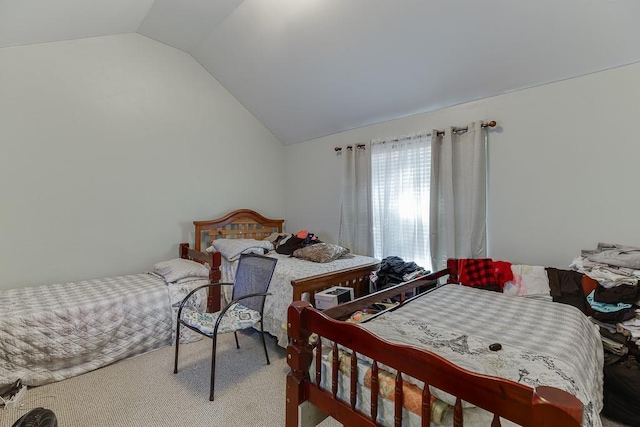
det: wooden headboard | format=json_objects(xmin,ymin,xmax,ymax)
[{"xmin": 193, "ymin": 209, "xmax": 285, "ymax": 252}]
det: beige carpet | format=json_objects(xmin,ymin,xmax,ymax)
[
  {"xmin": 0, "ymin": 331, "xmax": 339, "ymax": 427},
  {"xmin": 0, "ymin": 331, "xmax": 627, "ymax": 427}
]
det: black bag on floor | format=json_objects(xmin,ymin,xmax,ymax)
[
  {"xmin": 602, "ymin": 360, "xmax": 640, "ymax": 427},
  {"xmin": 12, "ymin": 407, "xmax": 57, "ymax": 427}
]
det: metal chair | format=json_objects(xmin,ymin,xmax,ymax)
[{"xmin": 173, "ymin": 253, "xmax": 277, "ymax": 401}]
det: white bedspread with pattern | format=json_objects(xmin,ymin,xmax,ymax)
[
  {"xmin": 220, "ymin": 252, "xmax": 379, "ymax": 347},
  {"xmin": 0, "ymin": 273, "xmax": 203, "ymax": 387},
  {"xmin": 358, "ymin": 284, "xmax": 604, "ymax": 427}
]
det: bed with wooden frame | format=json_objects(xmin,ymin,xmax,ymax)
[
  {"xmin": 189, "ymin": 209, "xmax": 380, "ymax": 315},
  {"xmin": 286, "ymin": 267, "xmax": 604, "ymax": 427}
]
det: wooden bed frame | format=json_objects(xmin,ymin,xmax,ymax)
[
  {"xmin": 179, "ymin": 242, "xmax": 221, "ymax": 283},
  {"xmin": 286, "ymin": 270, "xmax": 584, "ymax": 427},
  {"xmin": 190, "ymin": 209, "xmax": 380, "ymax": 313}
]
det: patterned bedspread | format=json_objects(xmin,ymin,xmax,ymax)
[
  {"xmin": 361, "ymin": 285, "xmax": 604, "ymax": 427},
  {"xmin": 0, "ymin": 274, "xmax": 173, "ymax": 386},
  {"xmin": 220, "ymin": 252, "xmax": 379, "ymax": 347},
  {"xmin": 359, "ymin": 284, "xmax": 604, "ymax": 427}
]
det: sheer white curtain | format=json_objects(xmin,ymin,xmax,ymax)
[
  {"xmin": 371, "ymin": 133, "xmax": 432, "ymax": 271},
  {"xmin": 429, "ymin": 121, "xmax": 487, "ymax": 271},
  {"xmin": 338, "ymin": 143, "xmax": 373, "ymax": 256}
]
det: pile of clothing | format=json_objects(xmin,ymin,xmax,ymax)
[
  {"xmin": 451, "ymin": 250, "xmax": 640, "ymax": 424},
  {"xmin": 270, "ymin": 229, "xmax": 322, "ymax": 255},
  {"xmin": 369, "ymin": 256, "xmax": 428, "ymax": 291},
  {"xmin": 570, "ymin": 243, "xmax": 640, "ymax": 354},
  {"xmin": 569, "ymin": 242, "xmax": 640, "ymax": 426}
]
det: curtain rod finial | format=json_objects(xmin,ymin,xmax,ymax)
[{"xmin": 486, "ymin": 120, "xmax": 497, "ymax": 128}]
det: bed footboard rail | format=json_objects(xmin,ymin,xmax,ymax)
[
  {"xmin": 286, "ymin": 300, "xmax": 583, "ymax": 427},
  {"xmin": 290, "ymin": 262, "xmax": 379, "ymax": 304}
]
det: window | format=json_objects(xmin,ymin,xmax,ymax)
[{"xmin": 371, "ymin": 133, "xmax": 431, "ymax": 271}]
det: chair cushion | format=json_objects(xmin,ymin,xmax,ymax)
[{"xmin": 182, "ymin": 303, "xmax": 261, "ymax": 335}]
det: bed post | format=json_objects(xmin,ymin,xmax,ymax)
[
  {"xmin": 446, "ymin": 259, "xmax": 459, "ymax": 284},
  {"xmin": 531, "ymin": 386, "xmax": 583, "ymax": 426},
  {"xmin": 207, "ymin": 251, "xmax": 222, "ymax": 312},
  {"xmin": 286, "ymin": 301, "xmax": 317, "ymax": 427},
  {"xmin": 179, "ymin": 243, "xmax": 188, "ymax": 259},
  {"xmin": 179, "ymin": 243, "xmax": 222, "ymax": 312}
]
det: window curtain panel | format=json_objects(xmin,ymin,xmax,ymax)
[
  {"xmin": 429, "ymin": 121, "xmax": 487, "ymax": 271},
  {"xmin": 338, "ymin": 143, "xmax": 373, "ymax": 256},
  {"xmin": 371, "ymin": 134, "xmax": 431, "ymax": 271}
]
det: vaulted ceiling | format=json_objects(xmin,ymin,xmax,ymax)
[{"xmin": 2, "ymin": 0, "xmax": 640, "ymax": 145}]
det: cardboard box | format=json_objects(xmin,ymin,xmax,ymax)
[{"xmin": 314, "ymin": 286, "xmax": 354, "ymax": 310}]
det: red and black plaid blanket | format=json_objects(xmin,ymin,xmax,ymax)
[{"xmin": 456, "ymin": 258, "xmax": 513, "ymax": 289}]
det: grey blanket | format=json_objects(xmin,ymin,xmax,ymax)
[{"xmin": 0, "ymin": 274, "xmax": 173, "ymax": 386}]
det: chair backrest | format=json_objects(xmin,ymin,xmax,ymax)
[{"xmin": 231, "ymin": 254, "xmax": 278, "ymax": 313}]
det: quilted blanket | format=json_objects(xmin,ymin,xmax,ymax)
[
  {"xmin": 359, "ymin": 284, "xmax": 604, "ymax": 427},
  {"xmin": 0, "ymin": 274, "xmax": 173, "ymax": 386}
]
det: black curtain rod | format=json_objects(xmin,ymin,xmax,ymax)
[{"xmin": 334, "ymin": 120, "xmax": 497, "ymax": 151}]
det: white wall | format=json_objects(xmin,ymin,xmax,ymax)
[
  {"xmin": 0, "ymin": 33, "xmax": 284, "ymax": 290},
  {"xmin": 284, "ymin": 62, "xmax": 640, "ymax": 268}
]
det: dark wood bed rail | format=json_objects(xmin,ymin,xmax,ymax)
[
  {"xmin": 286, "ymin": 272, "xmax": 583, "ymax": 427},
  {"xmin": 179, "ymin": 243, "xmax": 222, "ymax": 312},
  {"xmin": 320, "ymin": 271, "xmax": 448, "ymax": 321},
  {"xmin": 291, "ymin": 262, "xmax": 379, "ymax": 304},
  {"xmin": 447, "ymin": 258, "xmax": 459, "ymax": 283}
]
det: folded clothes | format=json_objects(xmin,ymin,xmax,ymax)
[
  {"xmin": 592, "ymin": 308, "xmax": 636, "ymax": 323},
  {"xmin": 600, "ymin": 327, "xmax": 630, "ymax": 344},
  {"xmin": 587, "ymin": 290, "xmax": 632, "ymax": 313},
  {"xmin": 616, "ymin": 318, "xmax": 640, "ymax": 341},
  {"xmin": 583, "ymin": 242, "xmax": 640, "ymax": 269},
  {"xmin": 594, "ymin": 284, "xmax": 640, "ymax": 305},
  {"xmin": 569, "ymin": 256, "xmax": 640, "ymax": 288},
  {"xmin": 591, "ymin": 318, "xmax": 618, "ymax": 334}
]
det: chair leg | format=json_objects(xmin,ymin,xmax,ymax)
[
  {"xmin": 260, "ymin": 319, "xmax": 270, "ymax": 365},
  {"xmin": 210, "ymin": 334, "xmax": 218, "ymax": 401},
  {"xmin": 234, "ymin": 331, "xmax": 240, "ymax": 349},
  {"xmin": 173, "ymin": 320, "xmax": 181, "ymax": 374}
]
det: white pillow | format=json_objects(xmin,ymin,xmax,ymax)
[
  {"xmin": 205, "ymin": 239, "xmax": 274, "ymax": 261},
  {"xmin": 153, "ymin": 258, "xmax": 209, "ymax": 283}
]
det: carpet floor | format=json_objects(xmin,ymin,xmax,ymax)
[{"xmin": 0, "ymin": 331, "xmax": 628, "ymax": 426}]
